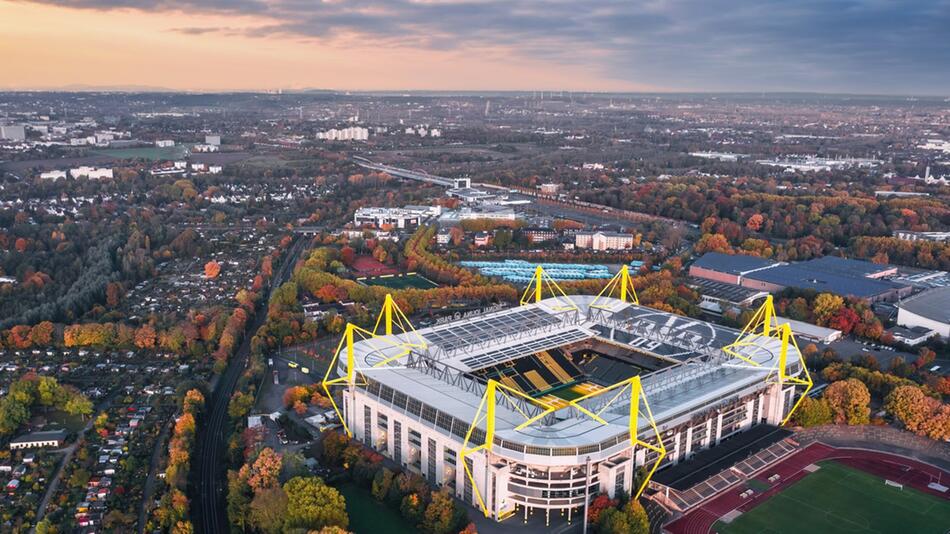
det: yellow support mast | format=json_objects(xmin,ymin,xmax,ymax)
[
  {"xmin": 519, "ymin": 265, "xmax": 578, "ymax": 311},
  {"xmin": 460, "ymin": 375, "xmax": 666, "ymax": 517},
  {"xmin": 590, "ymin": 265, "xmax": 640, "ymax": 309},
  {"xmin": 721, "ymin": 296, "xmax": 814, "ymax": 425}
]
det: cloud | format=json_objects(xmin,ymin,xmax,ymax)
[{"xmin": 20, "ymin": 0, "xmax": 950, "ymax": 93}]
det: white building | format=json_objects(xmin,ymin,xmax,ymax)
[
  {"xmin": 40, "ymin": 170, "xmax": 68, "ymax": 180},
  {"xmin": 192, "ymin": 143, "xmax": 219, "ymax": 153},
  {"xmin": 155, "ymin": 139, "xmax": 175, "ymax": 148},
  {"xmin": 205, "ymin": 134, "xmax": 221, "ymax": 146},
  {"xmin": 317, "ymin": 127, "xmax": 369, "ymax": 141},
  {"xmin": 69, "ymin": 166, "xmax": 113, "ymax": 179},
  {"xmin": 575, "ymin": 231, "xmax": 634, "ymax": 251},
  {"xmin": 894, "ymin": 230, "xmax": 950, "ymax": 243},
  {"xmin": 354, "ymin": 206, "xmax": 441, "ymax": 229},
  {"xmin": 9, "ymin": 430, "xmax": 67, "ymax": 450},
  {"xmin": 0, "ymin": 125, "xmax": 26, "ymax": 141},
  {"xmin": 335, "ymin": 295, "xmax": 808, "ymax": 522},
  {"xmin": 897, "ymin": 287, "xmax": 950, "ymax": 338}
]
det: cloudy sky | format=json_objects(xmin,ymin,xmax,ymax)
[{"xmin": 1, "ymin": 0, "xmax": 948, "ymax": 94}]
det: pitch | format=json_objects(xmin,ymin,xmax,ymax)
[{"xmin": 717, "ymin": 461, "xmax": 950, "ymax": 534}]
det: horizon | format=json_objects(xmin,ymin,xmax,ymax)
[{"xmin": 2, "ymin": 0, "xmax": 949, "ymax": 95}]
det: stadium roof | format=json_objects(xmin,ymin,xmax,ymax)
[
  {"xmin": 745, "ymin": 264, "xmax": 906, "ymax": 298},
  {"xmin": 687, "ymin": 277, "xmax": 769, "ymax": 304},
  {"xmin": 899, "ymin": 287, "xmax": 950, "ymax": 324},
  {"xmin": 339, "ymin": 295, "xmax": 799, "ymax": 454},
  {"xmin": 691, "ymin": 252, "xmax": 779, "ymax": 276}
]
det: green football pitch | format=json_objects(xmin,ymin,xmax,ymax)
[{"xmin": 716, "ymin": 461, "xmax": 950, "ymax": 534}]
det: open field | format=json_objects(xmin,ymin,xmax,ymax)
[
  {"xmin": 359, "ymin": 272, "xmax": 438, "ymax": 289},
  {"xmin": 92, "ymin": 145, "xmax": 191, "ymax": 160},
  {"xmin": 337, "ymin": 483, "xmax": 416, "ymax": 534},
  {"xmin": 716, "ymin": 461, "xmax": 950, "ymax": 534}
]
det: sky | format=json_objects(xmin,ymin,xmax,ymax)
[{"xmin": 1, "ymin": 0, "xmax": 948, "ymax": 94}]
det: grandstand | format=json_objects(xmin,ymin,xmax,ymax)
[{"xmin": 323, "ymin": 273, "xmax": 812, "ymax": 526}]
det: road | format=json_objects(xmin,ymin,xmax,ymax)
[
  {"xmin": 33, "ymin": 393, "xmax": 116, "ymax": 529},
  {"xmin": 194, "ymin": 236, "xmax": 305, "ymax": 534},
  {"xmin": 138, "ymin": 417, "xmax": 175, "ymax": 533}
]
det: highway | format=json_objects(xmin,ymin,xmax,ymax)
[{"xmin": 194, "ymin": 236, "xmax": 305, "ymax": 534}]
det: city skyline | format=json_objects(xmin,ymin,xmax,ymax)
[{"xmin": 2, "ymin": 0, "xmax": 949, "ymax": 95}]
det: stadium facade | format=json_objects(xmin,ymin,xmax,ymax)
[{"xmin": 323, "ymin": 268, "xmax": 811, "ymax": 524}]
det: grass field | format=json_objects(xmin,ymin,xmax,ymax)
[
  {"xmin": 360, "ymin": 273, "xmax": 438, "ymax": 290},
  {"xmin": 337, "ymin": 482, "xmax": 416, "ymax": 534},
  {"xmin": 717, "ymin": 461, "xmax": 950, "ymax": 534},
  {"xmin": 92, "ymin": 145, "xmax": 190, "ymax": 160}
]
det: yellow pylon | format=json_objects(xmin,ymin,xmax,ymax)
[
  {"xmin": 519, "ymin": 265, "xmax": 577, "ymax": 311},
  {"xmin": 321, "ymin": 320, "xmax": 418, "ymax": 437},
  {"xmin": 460, "ymin": 375, "xmax": 665, "ymax": 517},
  {"xmin": 591, "ymin": 265, "xmax": 639, "ymax": 309},
  {"xmin": 721, "ymin": 296, "xmax": 814, "ymax": 425}
]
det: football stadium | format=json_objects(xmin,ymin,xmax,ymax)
[{"xmin": 323, "ymin": 267, "xmax": 812, "ymax": 524}]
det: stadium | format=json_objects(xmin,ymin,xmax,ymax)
[{"xmin": 322, "ymin": 267, "xmax": 812, "ymax": 525}]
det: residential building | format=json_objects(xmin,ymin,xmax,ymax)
[
  {"xmin": 0, "ymin": 124, "xmax": 26, "ymax": 141},
  {"xmin": 894, "ymin": 231, "xmax": 950, "ymax": 243},
  {"xmin": 575, "ymin": 231, "xmax": 634, "ymax": 251},
  {"xmin": 9, "ymin": 430, "xmax": 68, "ymax": 450}
]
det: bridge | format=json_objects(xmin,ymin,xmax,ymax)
[{"xmin": 353, "ymin": 156, "xmax": 456, "ymax": 187}]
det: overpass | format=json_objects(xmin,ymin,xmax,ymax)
[{"xmin": 353, "ymin": 156, "xmax": 456, "ymax": 187}]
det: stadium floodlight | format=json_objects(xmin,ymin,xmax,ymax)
[
  {"xmin": 590, "ymin": 265, "xmax": 640, "ymax": 309},
  {"xmin": 460, "ymin": 375, "xmax": 665, "ymax": 518},
  {"xmin": 519, "ymin": 265, "xmax": 578, "ymax": 311}
]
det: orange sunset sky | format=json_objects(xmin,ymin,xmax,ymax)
[{"xmin": 0, "ymin": 0, "xmax": 652, "ymax": 92}]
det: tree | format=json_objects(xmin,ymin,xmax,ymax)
[
  {"xmin": 885, "ymin": 385, "xmax": 950, "ymax": 440},
  {"xmin": 598, "ymin": 508, "xmax": 632, "ymax": 534},
  {"xmin": 746, "ymin": 213, "xmax": 764, "ymax": 232},
  {"xmin": 824, "ymin": 379, "xmax": 871, "ymax": 425},
  {"xmin": 243, "ymin": 447, "xmax": 283, "ymax": 493},
  {"xmin": 587, "ymin": 493, "xmax": 618, "ymax": 524},
  {"xmin": 791, "ymin": 397, "xmax": 832, "ymax": 427},
  {"xmin": 250, "ymin": 487, "xmax": 288, "ymax": 534},
  {"xmin": 0, "ymin": 397, "xmax": 29, "ymax": 434},
  {"xmin": 694, "ymin": 233, "xmax": 732, "ymax": 255},
  {"xmin": 622, "ymin": 500, "xmax": 650, "ymax": 534},
  {"xmin": 204, "ymin": 260, "xmax": 222, "ymax": 279},
  {"xmin": 813, "ymin": 293, "xmax": 845, "ymax": 324},
  {"xmin": 422, "ymin": 488, "xmax": 465, "ymax": 534},
  {"xmin": 283, "ymin": 476, "xmax": 349, "ymax": 531},
  {"xmin": 400, "ymin": 492, "xmax": 426, "ymax": 524},
  {"xmin": 372, "ymin": 468, "xmax": 395, "ymax": 501},
  {"xmin": 228, "ymin": 391, "xmax": 255, "ymax": 420},
  {"xmin": 65, "ymin": 393, "xmax": 94, "ymax": 419}
]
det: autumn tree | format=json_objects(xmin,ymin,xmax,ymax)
[
  {"xmin": 791, "ymin": 396, "xmax": 832, "ymax": 427},
  {"xmin": 283, "ymin": 476, "xmax": 349, "ymax": 531},
  {"xmin": 824, "ymin": 379, "xmax": 871, "ymax": 425},
  {"xmin": 205, "ymin": 260, "xmax": 222, "ymax": 279},
  {"xmin": 422, "ymin": 488, "xmax": 466, "ymax": 534}
]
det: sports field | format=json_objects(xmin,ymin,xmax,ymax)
[
  {"xmin": 360, "ymin": 273, "xmax": 438, "ymax": 289},
  {"xmin": 717, "ymin": 461, "xmax": 950, "ymax": 534}
]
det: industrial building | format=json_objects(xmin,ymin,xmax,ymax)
[
  {"xmin": 691, "ymin": 253, "xmax": 910, "ymax": 303},
  {"xmin": 897, "ymin": 287, "xmax": 950, "ymax": 338},
  {"xmin": 323, "ymin": 271, "xmax": 811, "ymax": 524},
  {"xmin": 353, "ymin": 206, "xmax": 441, "ymax": 229}
]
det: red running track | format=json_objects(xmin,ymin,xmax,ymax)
[{"xmin": 665, "ymin": 442, "xmax": 950, "ymax": 534}]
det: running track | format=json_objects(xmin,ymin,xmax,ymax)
[{"xmin": 665, "ymin": 443, "xmax": 950, "ymax": 534}]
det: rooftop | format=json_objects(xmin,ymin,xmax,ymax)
[
  {"xmin": 691, "ymin": 252, "xmax": 779, "ymax": 276},
  {"xmin": 338, "ymin": 295, "xmax": 799, "ymax": 454},
  {"xmin": 687, "ymin": 277, "xmax": 769, "ymax": 304},
  {"xmin": 746, "ymin": 264, "xmax": 905, "ymax": 298},
  {"xmin": 899, "ymin": 287, "xmax": 950, "ymax": 324}
]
